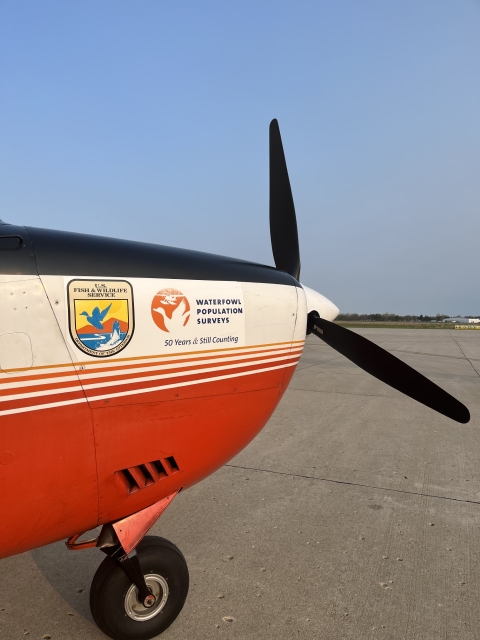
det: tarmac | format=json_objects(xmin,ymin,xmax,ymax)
[{"xmin": 1, "ymin": 328, "xmax": 479, "ymax": 640}]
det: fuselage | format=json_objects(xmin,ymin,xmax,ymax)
[{"xmin": 0, "ymin": 224, "xmax": 307, "ymax": 558}]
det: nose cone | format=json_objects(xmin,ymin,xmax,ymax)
[{"xmin": 302, "ymin": 285, "xmax": 339, "ymax": 322}]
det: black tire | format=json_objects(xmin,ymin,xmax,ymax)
[{"xmin": 90, "ymin": 536, "xmax": 189, "ymax": 640}]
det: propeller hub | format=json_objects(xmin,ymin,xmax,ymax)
[{"xmin": 302, "ymin": 285, "xmax": 339, "ymax": 323}]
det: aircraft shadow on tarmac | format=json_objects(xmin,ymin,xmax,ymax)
[{"xmin": 31, "ymin": 529, "xmax": 101, "ymax": 622}]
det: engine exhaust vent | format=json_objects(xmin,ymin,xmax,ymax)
[{"xmin": 115, "ymin": 456, "xmax": 180, "ymax": 495}]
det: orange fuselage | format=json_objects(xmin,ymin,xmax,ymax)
[{"xmin": 0, "ymin": 261, "xmax": 306, "ymax": 558}]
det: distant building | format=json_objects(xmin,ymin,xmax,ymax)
[{"xmin": 444, "ymin": 317, "xmax": 480, "ymax": 324}]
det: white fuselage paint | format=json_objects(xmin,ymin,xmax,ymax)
[{"xmin": 0, "ymin": 277, "xmax": 309, "ymax": 414}]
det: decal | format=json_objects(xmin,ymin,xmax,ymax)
[
  {"xmin": 148, "ymin": 281, "xmax": 245, "ymax": 352},
  {"xmin": 67, "ymin": 279, "xmax": 134, "ymax": 357},
  {"xmin": 151, "ymin": 288, "xmax": 191, "ymax": 333}
]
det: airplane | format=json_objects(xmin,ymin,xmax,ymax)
[{"xmin": 0, "ymin": 120, "xmax": 469, "ymax": 640}]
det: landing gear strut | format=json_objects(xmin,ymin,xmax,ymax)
[
  {"xmin": 66, "ymin": 494, "xmax": 187, "ymax": 639},
  {"xmin": 90, "ymin": 535, "xmax": 189, "ymax": 640}
]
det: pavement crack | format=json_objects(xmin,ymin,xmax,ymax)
[
  {"xmin": 388, "ymin": 348, "xmax": 466, "ymax": 361},
  {"xmin": 288, "ymin": 387, "xmax": 394, "ymax": 399},
  {"xmin": 295, "ymin": 355, "xmax": 346, "ymax": 372},
  {"xmin": 225, "ymin": 464, "xmax": 480, "ymax": 506},
  {"xmin": 449, "ymin": 332, "xmax": 480, "ymax": 378}
]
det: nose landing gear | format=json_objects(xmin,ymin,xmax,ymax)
[
  {"xmin": 66, "ymin": 494, "xmax": 187, "ymax": 639},
  {"xmin": 90, "ymin": 536, "xmax": 189, "ymax": 640}
]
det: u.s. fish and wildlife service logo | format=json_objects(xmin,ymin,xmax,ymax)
[
  {"xmin": 151, "ymin": 288, "xmax": 190, "ymax": 333},
  {"xmin": 67, "ymin": 280, "xmax": 134, "ymax": 357}
]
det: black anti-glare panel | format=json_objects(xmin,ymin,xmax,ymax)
[
  {"xmin": 0, "ymin": 226, "xmax": 37, "ymax": 275},
  {"xmin": 21, "ymin": 226, "xmax": 298, "ymax": 286}
]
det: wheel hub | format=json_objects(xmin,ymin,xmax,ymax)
[
  {"xmin": 143, "ymin": 594, "xmax": 156, "ymax": 608},
  {"xmin": 124, "ymin": 574, "xmax": 169, "ymax": 621}
]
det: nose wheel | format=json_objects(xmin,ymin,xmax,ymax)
[{"xmin": 90, "ymin": 536, "xmax": 189, "ymax": 640}]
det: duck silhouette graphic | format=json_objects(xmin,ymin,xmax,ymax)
[
  {"xmin": 80, "ymin": 303, "xmax": 112, "ymax": 330},
  {"xmin": 151, "ymin": 289, "xmax": 190, "ymax": 333}
]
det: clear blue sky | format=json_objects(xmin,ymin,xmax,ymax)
[{"xmin": 1, "ymin": 1, "xmax": 479, "ymax": 314}]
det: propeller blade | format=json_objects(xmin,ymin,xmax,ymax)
[
  {"xmin": 269, "ymin": 119, "xmax": 301, "ymax": 280},
  {"xmin": 309, "ymin": 315, "xmax": 470, "ymax": 424}
]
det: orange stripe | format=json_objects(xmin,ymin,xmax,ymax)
[
  {"xmin": 0, "ymin": 351, "xmax": 302, "ymax": 398},
  {"xmin": 0, "ymin": 340, "xmax": 305, "ymax": 374},
  {"xmin": 0, "ymin": 342, "xmax": 305, "ymax": 383},
  {"xmin": 83, "ymin": 358, "xmax": 298, "ymax": 400},
  {"xmin": 0, "ymin": 344, "xmax": 303, "ymax": 384},
  {"xmin": 0, "ymin": 358, "xmax": 300, "ymax": 412},
  {"xmin": 0, "ymin": 389, "xmax": 86, "ymax": 412}
]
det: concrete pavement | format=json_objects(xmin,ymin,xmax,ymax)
[{"xmin": 1, "ymin": 329, "xmax": 479, "ymax": 639}]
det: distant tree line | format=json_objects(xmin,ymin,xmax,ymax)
[{"xmin": 336, "ymin": 313, "xmax": 450, "ymax": 322}]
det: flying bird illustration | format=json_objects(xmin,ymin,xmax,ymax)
[
  {"xmin": 153, "ymin": 299, "xmax": 189, "ymax": 332},
  {"xmin": 80, "ymin": 303, "xmax": 112, "ymax": 330}
]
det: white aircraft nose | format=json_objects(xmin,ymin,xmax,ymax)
[{"xmin": 302, "ymin": 285, "xmax": 339, "ymax": 322}]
